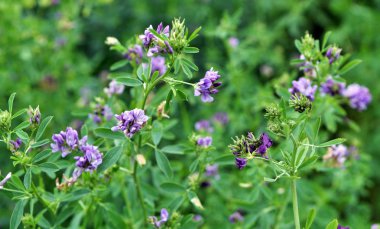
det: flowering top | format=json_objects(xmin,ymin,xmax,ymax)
[
  {"xmin": 0, "ymin": 172, "xmax": 11, "ymax": 190},
  {"xmin": 195, "ymin": 120, "xmax": 213, "ymax": 133},
  {"xmin": 111, "ymin": 109, "xmax": 149, "ymax": 138},
  {"xmin": 28, "ymin": 106, "xmax": 41, "ymax": 125},
  {"xmin": 343, "ymin": 84, "xmax": 372, "ymax": 111},
  {"xmin": 323, "ymin": 144, "xmax": 350, "ymax": 168},
  {"xmin": 321, "ymin": 77, "xmax": 345, "ymax": 96},
  {"xmin": 124, "ymin": 44, "xmax": 143, "ymax": 64},
  {"xmin": 10, "ymin": 138, "xmax": 22, "ymax": 152},
  {"xmin": 73, "ymin": 137, "xmax": 103, "ymax": 179},
  {"xmin": 197, "ymin": 136, "xmax": 212, "ymax": 147},
  {"xmin": 139, "ymin": 22, "xmax": 173, "ymax": 57},
  {"xmin": 151, "ymin": 56, "xmax": 167, "ymax": 76},
  {"xmin": 289, "ymin": 77, "xmax": 317, "ymax": 101},
  {"xmin": 51, "ymin": 127, "xmax": 79, "ymax": 157},
  {"xmin": 326, "ymin": 46, "xmax": 342, "ymax": 64},
  {"xmin": 149, "ymin": 208, "xmax": 169, "ymax": 228},
  {"xmin": 104, "ymin": 80, "xmax": 125, "ymax": 98},
  {"xmin": 194, "ymin": 68, "xmax": 222, "ymax": 103}
]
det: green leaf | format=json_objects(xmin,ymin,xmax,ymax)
[
  {"xmin": 155, "ymin": 150, "xmax": 173, "ymax": 178},
  {"xmin": 39, "ymin": 162, "xmax": 59, "ymax": 174},
  {"xmin": 189, "ymin": 159, "xmax": 199, "ymax": 173},
  {"xmin": 15, "ymin": 130, "xmax": 29, "ymax": 141},
  {"xmin": 295, "ymin": 138, "xmax": 310, "ymax": 168},
  {"xmin": 181, "ymin": 63, "xmax": 192, "ymax": 79},
  {"xmin": 110, "ymin": 59, "xmax": 128, "ymax": 71},
  {"xmin": 97, "ymin": 146, "xmax": 123, "ymax": 172},
  {"xmin": 318, "ymin": 138, "xmax": 346, "ymax": 148},
  {"xmin": 174, "ymin": 58, "xmax": 181, "ymax": 74},
  {"xmin": 31, "ymin": 139, "xmax": 50, "ymax": 148},
  {"xmin": 325, "ymin": 219, "xmax": 338, "ymax": 229},
  {"xmin": 81, "ymin": 124, "xmax": 88, "ymax": 137},
  {"xmin": 188, "ymin": 26, "xmax": 202, "ymax": 42},
  {"xmin": 151, "ymin": 121, "xmax": 163, "ymax": 145},
  {"xmin": 9, "ymin": 175, "xmax": 25, "ymax": 191},
  {"xmin": 10, "ymin": 199, "xmax": 27, "ymax": 229},
  {"xmin": 294, "ymin": 40, "xmax": 302, "ymax": 53},
  {"xmin": 298, "ymin": 155, "xmax": 319, "ymax": 170},
  {"xmin": 35, "ymin": 116, "xmax": 53, "ymax": 141},
  {"xmin": 32, "ymin": 149, "xmax": 52, "ymax": 163},
  {"xmin": 14, "ymin": 121, "xmax": 30, "ymax": 132},
  {"xmin": 181, "ymin": 58, "xmax": 198, "ymax": 71},
  {"xmin": 165, "ymin": 90, "xmax": 174, "ymax": 111},
  {"xmin": 12, "ymin": 109, "xmax": 27, "ymax": 120},
  {"xmin": 322, "ymin": 31, "xmax": 332, "ymax": 50},
  {"xmin": 305, "ymin": 208, "xmax": 316, "ymax": 229},
  {"xmin": 94, "ymin": 128, "xmax": 125, "ymax": 140},
  {"xmin": 175, "ymin": 89, "xmax": 188, "ymax": 101},
  {"xmin": 23, "ymin": 169, "xmax": 32, "ymax": 189},
  {"xmin": 115, "ymin": 76, "xmax": 143, "ymax": 87},
  {"xmin": 183, "ymin": 47, "xmax": 199, "ymax": 53},
  {"xmin": 8, "ymin": 93, "xmax": 16, "ymax": 114},
  {"xmin": 338, "ymin": 59, "xmax": 362, "ymax": 75},
  {"xmin": 109, "ymin": 72, "xmax": 134, "ymax": 79},
  {"xmin": 161, "ymin": 145, "xmax": 185, "ymax": 155},
  {"xmin": 160, "ymin": 182, "xmax": 185, "ymax": 193},
  {"xmin": 187, "ymin": 191, "xmax": 204, "ymax": 209}
]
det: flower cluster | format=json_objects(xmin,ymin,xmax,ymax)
[
  {"xmin": 124, "ymin": 44, "xmax": 143, "ymax": 64},
  {"xmin": 205, "ymin": 164, "xmax": 220, "ymax": 180},
  {"xmin": 151, "ymin": 56, "xmax": 167, "ymax": 76},
  {"xmin": 197, "ymin": 136, "xmax": 212, "ymax": 147},
  {"xmin": 51, "ymin": 128, "xmax": 103, "ymax": 180},
  {"xmin": 149, "ymin": 208, "xmax": 169, "ymax": 228},
  {"xmin": 213, "ymin": 112, "xmax": 229, "ymax": 126},
  {"xmin": 289, "ymin": 77, "xmax": 317, "ymax": 101},
  {"xmin": 321, "ymin": 77, "xmax": 345, "ymax": 96},
  {"xmin": 229, "ymin": 132, "xmax": 273, "ymax": 170},
  {"xmin": 337, "ymin": 224, "xmax": 350, "ymax": 229},
  {"xmin": 323, "ymin": 144, "xmax": 350, "ymax": 168},
  {"xmin": 89, "ymin": 104, "xmax": 113, "ymax": 124},
  {"xmin": 111, "ymin": 109, "xmax": 149, "ymax": 138},
  {"xmin": 195, "ymin": 120, "xmax": 213, "ymax": 133},
  {"xmin": 10, "ymin": 138, "xmax": 22, "ymax": 152},
  {"xmin": 343, "ymin": 84, "xmax": 372, "ymax": 111},
  {"xmin": 194, "ymin": 68, "xmax": 222, "ymax": 103},
  {"xmin": 139, "ymin": 22, "xmax": 173, "ymax": 57},
  {"xmin": 299, "ymin": 55, "xmax": 316, "ymax": 77},
  {"xmin": 229, "ymin": 210, "xmax": 244, "ymax": 223},
  {"xmin": 104, "ymin": 80, "xmax": 125, "ymax": 98},
  {"xmin": 326, "ymin": 46, "xmax": 342, "ymax": 64},
  {"xmin": 27, "ymin": 106, "xmax": 41, "ymax": 126}
]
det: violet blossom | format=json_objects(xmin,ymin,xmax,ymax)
[
  {"xmin": 51, "ymin": 127, "xmax": 79, "ymax": 157},
  {"xmin": 10, "ymin": 138, "xmax": 22, "ymax": 152},
  {"xmin": 343, "ymin": 84, "xmax": 372, "ymax": 111},
  {"xmin": 289, "ymin": 77, "xmax": 317, "ymax": 101},
  {"xmin": 195, "ymin": 120, "xmax": 213, "ymax": 133},
  {"xmin": 149, "ymin": 208, "xmax": 169, "ymax": 228},
  {"xmin": 104, "ymin": 80, "xmax": 125, "ymax": 97},
  {"xmin": 111, "ymin": 109, "xmax": 149, "ymax": 138},
  {"xmin": 321, "ymin": 77, "xmax": 345, "ymax": 96},
  {"xmin": 194, "ymin": 68, "xmax": 222, "ymax": 103},
  {"xmin": 197, "ymin": 136, "xmax": 212, "ymax": 147},
  {"xmin": 124, "ymin": 44, "xmax": 143, "ymax": 64},
  {"xmin": 229, "ymin": 211, "xmax": 244, "ymax": 223},
  {"xmin": 235, "ymin": 158, "xmax": 247, "ymax": 170},
  {"xmin": 213, "ymin": 112, "xmax": 228, "ymax": 125}
]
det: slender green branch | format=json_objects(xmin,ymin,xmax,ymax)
[{"xmin": 291, "ymin": 179, "xmax": 301, "ymax": 229}]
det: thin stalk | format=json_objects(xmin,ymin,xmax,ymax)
[
  {"xmin": 132, "ymin": 160, "xmax": 147, "ymax": 222},
  {"xmin": 291, "ymin": 179, "xmax": 301, "ymax": 229}
]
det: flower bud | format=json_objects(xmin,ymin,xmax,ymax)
[
  {"xmin": 105, "ymin": 36, "xmax": 120, "ymax": 46},
  {"xmin": 170, "ymin": 18, "xmax": 187, "ymax": 52},
  {"xmin": 289, "ymin": 94, "xmax": 312, "ymax": 113},
  {"xmin": 265, "ymin": 103, "xmax": 281, "ymax": 120},
  {"xmin": 28, "ymin": 106, "xmax": 41, "ymax": 126},
  {"xmin": 0, "ymin": 110, "xmax": 11, "ymax": 133}
]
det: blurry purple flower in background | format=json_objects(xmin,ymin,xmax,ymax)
[
  {"xmin": 213, "ymin": 112, "xmax": 228, "ymax": 126},
  {"xmin": 229, "ymin": 211, "xmax": 244, "ymax": 223},
  {"xmin": 0, "ymin": 172, "xmax": 12, "ymax": 190},
  {"xmin": 321, "ymin": 77, "xmax": 345, "ymax": 96},
  {"xmin": 194, "ymin": 68, "xmax": 222, "ymax": 103},
  {"xmin": 195, "ymin": 120, "xmax": 213, "ymax": 133},
  {"xmin": 124, "ymin": 45, "xmax": 143, "ymax": 64},
  {"xmin": 299, "ymin": 55, "xmax": 316, "ymax": 77},
  {"xmin": 205, "ymin": 164, "xmax": 220, "ymax": 180},
  {"xmin": 151, "ymin": 56, "xmax": 167, "ymax": 76},
  {"xmin": 89, "ymin": 104, "xmax": 113, "ymax": 124},
  {"xmin": 228, "ymin": 37, "xmax": 239, "ymax": 48},
  {"xmin": 289, "ymin": 77, "xmax": 317, "ymax": 101},
  {"xmin": 104, "ymin": 80, "xmax": 125, "ymax": 97},
  {"xmin": 197, "ymin": 136, "xmax": 212, "ymax": 147},
  {"xmin": 343, "ymin": 84, "xmax": 372, "ymax": 111},
  {"xmin": 371, "ymin": 224, "xmax": 379, "ymax": 229},
  {"xmin": 51, "ymin": 127, "xmax": 79, "ymax": 157},
  {"xmin": 112, "ymin": 109, "xmax": 149, "ymax": 138},
  {"xmin": 323, "ymin": 144, "xmax": 349, "ymax": 168},
  {"xmin": 235, "ymin": 158, "xmax": 247, "ymax": 170},
  {"xmin": 337, "ymin": 224, "xmax": 350, "ymax": 229},
  {"xmin": 149, "ymin": 208, "xmax": 169, "ymax": 228},
  {"xmin": 10, "ymin": 138, "xmax": 22, "ymax": 152},
  {"xmin": 193, "ymin": 214, "xmax": 203, "ymax": 222}
]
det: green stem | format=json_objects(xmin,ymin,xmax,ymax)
[
  {"xmin": 132, "ymin": 160, "xmax": 147, "ymax": 222},
  {"xmin": 291, "ymin": 179, "xmax": 301, "ymax": 229},
  {"xmin": 165, "ymin": 78, "xmax": 195, "ymax": 86}
]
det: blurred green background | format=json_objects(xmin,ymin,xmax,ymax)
[{"xmin": 1, "ymin": 0, "xmax": 379, "ymax": 227}]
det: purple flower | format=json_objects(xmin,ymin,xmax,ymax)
[
  {"xmin": 139, "ymin": 25, "xmax": 156, "ymax": 47},
  {"xmin": 140, "ymin": 22, "xmax": 172, "ymax": 57},
  {"xmin": 337, "ymin": 225, "xmax": 350, "ymax": 229},
  {"xmin": 195, "ymin": 120, "xmax": 213, "ymax": 133},
  {"xmin": 104, "ymin": 80, "xmax": 125, "ymax": 97},
  {"xmin": 194, "ymin": 68, "xmax": 222, "ymax": 103},
  {"xmin": 205, "ymin": 164, "xmax": 219, "ymax": 179},
  {"xmin": 151, "ymin": 56, "xmax": 167, "ymax": 76},
  {"xmin": 10, "ymin": 138, "xmax": 22, "ymax": 152},
  {"xmin": 0, "ymin": 172, "xmax": 11, "ymax": 189},
  {"xmin": 228, "ymin": 37, "xmax": 239, "ymax": 48},
  {"xmin": 343, "ymin": 84, "xmax": 372, "ymax": 111},
  {"xmin": 28, "ymin": 106, "xmax": 41, "ymax": 125},
  {"xmin": 371, "ymin": 224, "xmax": 379, "ymax": 229},
  {"xmin": 193, "ymin": 214, "xmax": 203, "ymax": 222},
  {"xmin": 73, "ymin": 144, "xmax": 103, "ymax": 178},
  {"xmin": 323, "ymin": 144, "xmax": 349, "ymax": 168},
  {"xmin": 124, "ymin": 45, "xmax": 143, "ymax": 64},
  {"xmin": 321, "ymin": 77, "xmax": 345, "ymax": 96},
  {"xmin": 111, "ymin": 109, "xmax": 149, "ymax": 138},
  {"xmin": 89, "ymin": 104, "xmax": 113, "ymax": 124},
  {"xmin": 51, "ymin": 127, "xmax": 79, "ymax": 157},
  {"xmin": 299, "ymin": 55, "xmax": 316, "ymax": 77},
  {"xmin": 256, "ymin": 133, "xmax": 273, "ymax": 156},
  {"xmin": 326, "ymin": 47, "xmax": 342, "ymax": 64},
  {"xmin": 229, "ymin": 211, "xmax": 244, "ymax": 223},
  {"xmin": 289, "ymin": 77, "xmax": 317, "ymax": 101},
  {"xmin": 149, "ymin": 208, "xmax": 169, "ymax": 228},
  {"xmin": 213, "ymin": 112, "xmax": 229, "ymax": 125},
  {"xmin": 197, "ymin": 136, "xmax": 212, "ymax": 147},
  {"xmin": 235, "ymin": 158, "xmax": 247, "ymax": 170}
]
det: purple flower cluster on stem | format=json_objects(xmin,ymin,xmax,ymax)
[
  {"xmin": 139, "ymin": 23, "xmax": 173, "ymax": 57},
  {"xmin": 343, "ymin": 84, "xmax": 372, "ymax": 111},
  {"xmin": 124, "ymin": 44, "xmax": 143, "ymax": 64},
  {"xmin": 289, "ymin": 77, "xmax": 317, "ymax": 101},
  {"xmin": 89, "ymin": 104, "xmax": 113, "ymax": 124},
  {"xmin": 321, "ymin": 77, "xmax": 345, "ymax": 96},
  {"xmin": 194, "ymin": 68, "xmax": 222, "ymax": 103},
  {"xmin": 149, "ymin": 208, "xmax": 169, "ymax": 228},
  {"xmin": 197, "ymin": 136, "xmax": 212, "ymax": 147},
  {"xmin": 10, "ymin": 138, "xmax": 22, "ymax": 152},
  {"xmin": 229, "ymin": 211, "xmax": 244, "ymax": 223},
  {"xmin": 195, "ymin": 120, "xmax": 213, "ymax": 133},
  {"xmin": 51, "ymin": 127, "xmax": 80, "ymax": 157},
  {"xmin": 104, "ymin": 80, "xmax": 125, "ymax": 97},
  {"xmin": 111, "ymin": 109, "xmax": 149, "ymax": 138}
]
